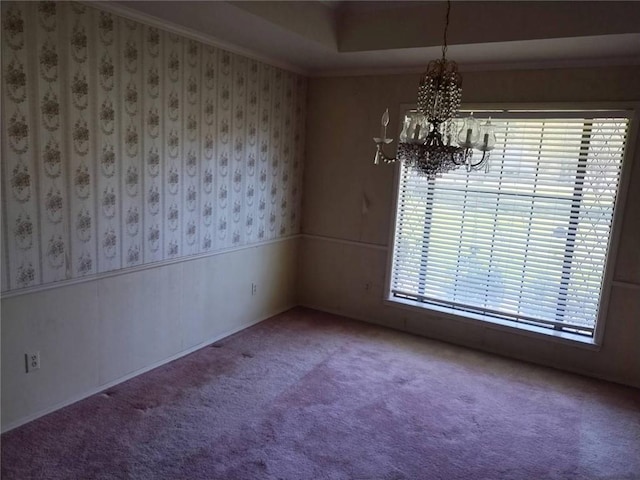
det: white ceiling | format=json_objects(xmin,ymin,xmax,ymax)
[{"xmin": 110, "ymin": 1, "xmax": 640, "ymax": 76}]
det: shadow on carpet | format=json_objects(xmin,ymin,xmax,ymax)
[{"xmin": 2, "ymin": 308, "xmax": 639, "ymax": 479}]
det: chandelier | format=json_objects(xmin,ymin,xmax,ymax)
[{"xmin": 373, "ymin": 0, "xmax": 495, "ymax": 177}]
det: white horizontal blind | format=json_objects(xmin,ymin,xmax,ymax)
[{"xmin": 391, "ymin": 113, "xmax": 630, "ymax": 336}]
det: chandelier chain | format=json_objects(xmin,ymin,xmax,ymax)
[{"xmin": 442, "ymin": 0, "xmax": 451, "ymax": 60}]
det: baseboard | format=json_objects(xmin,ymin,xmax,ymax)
[{"xmin": 1, "ymin": 303, "xmax": 296, "ymax": 434}]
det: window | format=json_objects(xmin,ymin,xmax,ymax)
[{"xmin": 389, "ymin": 110, "xmax": 631, "ymax": 339}]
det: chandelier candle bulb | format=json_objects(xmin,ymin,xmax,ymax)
[{"xmin": 381, "ymin": 108, "xmax": 390, "ymax": 139}]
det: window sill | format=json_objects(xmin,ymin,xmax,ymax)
[{"xmin": 385, "ymin": 295, "xmax": 602, "ymax": 351}]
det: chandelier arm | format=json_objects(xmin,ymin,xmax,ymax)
[
  {"xmin": 469, "ymin": 152, "xmax": 489, "ymax": 168},
  {"xmin": 373, "ymin": 138, "xmax": 396, "ymax": 164},
  {"xmin": 450, "ymin": 147, "xmax": 473, "ymax": 166},
  {"xmin": 466, "ymin": 150, "xmax": 490, "ymax": 168}
]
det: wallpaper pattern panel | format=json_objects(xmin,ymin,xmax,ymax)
[{"xmin": 1, "ymin": 2, "xmax": 307, "ymax": 293}]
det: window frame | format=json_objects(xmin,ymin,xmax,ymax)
[{"xmin": 383, "ymin": 102, "xmax": 640, "ymax": 347}]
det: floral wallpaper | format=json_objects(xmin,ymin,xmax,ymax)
[{"xmin": 1, "ymin": 1, "xmax": 306, "ymax": 293}]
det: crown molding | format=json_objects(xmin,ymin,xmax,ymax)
[
  {"xmin": 310, "ymin": 55, "xmax": 640, "ymax": 78},
  {"xmin": 86, "ymin": 1, "xmax": 309, "ymax": 76}
]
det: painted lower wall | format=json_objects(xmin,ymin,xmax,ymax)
[
  {"xmin": 299, "ymin": 65, "xmax": 640, "ymax": 388},
  {"xmin": 299, "ymin": 236, "xmax": 640, "ymax": 387},
  {"xmin": 1, "ymin": 237, "xmax": 299, "ymax": 431}
]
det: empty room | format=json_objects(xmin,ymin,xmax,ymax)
[{"xmin": 1, "ymin": 1, "xmax": 639, "ymax": 478}]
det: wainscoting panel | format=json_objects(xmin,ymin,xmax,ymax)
[{"xmin": 1, "ymin": 237, "xmax": 299, "ymax": 431}]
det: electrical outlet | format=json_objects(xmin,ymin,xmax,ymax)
[
  {"xmin": 251, "ymin": 283, "xmax": 257, "ymax": 296},
  {"xmin": 25, "ymin": 352, "xmax": 40, "ymax": 373}
]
